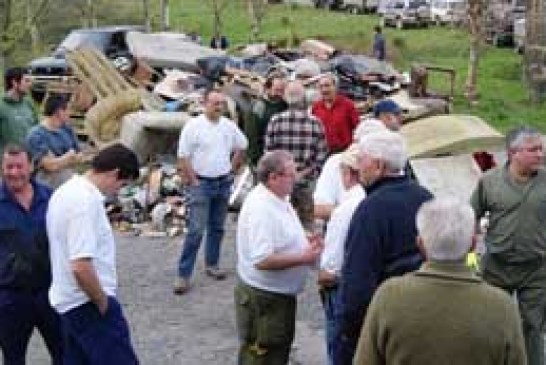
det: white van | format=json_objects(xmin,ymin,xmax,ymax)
[
  {"xmin": 430, "ymin": 0, "xmax": 466, "ymax": 25},
  {"xmin": 342, "ymin": 0, "xmax": 380, "ymax": 13}
]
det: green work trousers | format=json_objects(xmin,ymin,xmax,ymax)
[
  {"xmin": 234, "ymin": 280, "xmax": 296, "ymax": 365},
  {"xmin": 481, "ymin": 254, "xmax": 546, "ymax": 365}
]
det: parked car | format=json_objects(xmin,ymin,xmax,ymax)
[
  {"xmin": 381, "ymin": 0, "xmax": 431, "ymax": 29},
  {"xmin": 342, "ymin": 0, "xmax": 380, "ymax": 13},
  {"xmin": 483, "ymin": 0, "xmax": 525, "ymax": 47},
  {"xmin": 430, "ymin": 0, "xmax": 466, "ymax": 25},
  {"xmin": 28, "ymin": 25, "xmax": 144, "ymax": 96},
  {"xmin": 514, "ymin": 17, "xmax": 525, "ymax": 53}
]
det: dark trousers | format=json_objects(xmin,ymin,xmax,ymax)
[
  {"xmin": 0, "ymin": 289, "xmax": 63, "ymax": 365},
  {"xmin": 235, "ymin": 281, "xmax": 296, "ymax": 365},
  {"xmin": 481, "ymin": 254, "xmax": 546, "ymax": 365},
  {"xmin": 61, "ymin": 296, "xmax": 138, "ymax": 365}
]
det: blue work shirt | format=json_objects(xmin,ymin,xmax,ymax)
[
  {"xmin": 25, "ymin": 123, "xmax": 80, "ymax": 167},
  {"xmin": 0, "ymin": 180, "xmax": 52, "ymax": 291}
]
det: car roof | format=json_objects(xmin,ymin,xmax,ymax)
[{"xmin": 70, "ymin": 25, "xmax": 144, "ymax": 33}]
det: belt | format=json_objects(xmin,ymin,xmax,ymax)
[{"xmin": 196, "ymin": 173, "xmax": 230, "ymax": 181}]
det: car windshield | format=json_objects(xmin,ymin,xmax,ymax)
[
  {"xmin": 408, "ymin": 1, "xmax": 427, "ymax": 9},
  {"xmin": 54, "ymin": 31, "xmax": 110, "ymax": 55}
]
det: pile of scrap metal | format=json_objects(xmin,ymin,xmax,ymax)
[{"xmin": 108, "ymin": 160, "xmax": 188, "ymax": 237}]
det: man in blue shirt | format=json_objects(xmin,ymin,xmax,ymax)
[
  {"xmin": 0, "ymin": 144, "xmax": 63, "ymax": 364},
  {"xmin": 372, "ymin": 26, "xmax": 386, "ymax": 61}
]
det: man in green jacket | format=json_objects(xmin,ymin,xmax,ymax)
[
  {"xmin": 355, "ymin": 197, "xmax": 526, "ymax": 365},
  {"xmin": 0, "ymin": 67, "xmax": 39, "ymax": 153},
  {"xmin": 245, "ymin": 75, "xmax": 287, "ymax": 166},
  {"xmin": 471, "ymin": 125, "xmax": 546, "ymax": 365}
]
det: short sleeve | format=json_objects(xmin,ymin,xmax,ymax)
[
  {"xmin": 244, "ymin": 211, "xmax": 276, "ymax": 265},
  {"xmin": 65, "ymin": 203, "xmax": 98, "ymax": 260},
  {"xmin": 177, "ymin": 120, "xmax": 195, "ymax": 158},
  {"xmin": 26, "ymin": 128, "xmax": 50, "ymax": 167}
]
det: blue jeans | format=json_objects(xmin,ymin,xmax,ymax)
[
  {"xmin": 0, "ymin": 289, "xmax": 63, "ymax": 365},
  {"xmin": 61, "ymin": 297, "xmax": 138, "ymax": 365},
  {"xmin": 178, "ymin": 175, "xmax": 232, "ymax": 278},
  {"xmin": 320, "ymin": 286, "xmax": 338, "ymax": 365}
]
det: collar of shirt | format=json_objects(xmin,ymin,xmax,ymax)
[
  {"xmin": 365, "ymin": 175, "xmax": 408, "ymax": 196},
  {"xmin": 256, "ymin": 183, "xmax": 291, "ymax": 210},
  {"xmin": 0, "ymin": 179, "xmax": 51, "ymax": 210},
  {"xmin": 72, "ymin": 174, "xmax": 106, "ymax": 203},
  {"xmin": 416, "ymin": 261, "xmax": 481, "ymax": 283}
]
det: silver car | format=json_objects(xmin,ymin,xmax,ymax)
[{"xmin": 381, "ymin": 0, "xmax": 431, "ymax": 29}]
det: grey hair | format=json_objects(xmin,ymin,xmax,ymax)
[
  {"xmin": 256, "ymin": 150, "xmax": 294, "ymax": 184},
  {"xmin": 283, "ymin": 80, "xmax": 306, "ymax": 107},
  {"xmin": 506, "ymin": 125, "xmax": 542, "ymax": 151},
  {"xmin": 416, "ymin": 197, "xmax": 475, "ymax": 261},
  {"xmin": 318, "ymin": 72, "xmax": 338, "ymax": 87},
  {"xmin": 358, "ymin": 131, "xmax": 407, "ymax": 173}
]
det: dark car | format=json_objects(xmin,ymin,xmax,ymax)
[{"xmin": 28, "ymin": 25, "xmax": 143, "ymax": 96}]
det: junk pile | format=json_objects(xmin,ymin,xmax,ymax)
[{"xmin": 42, "ymin": 30, "xmax": 458, "ymax": 235}]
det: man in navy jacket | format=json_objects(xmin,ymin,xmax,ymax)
[{"xmin": 333, "ymin": 131, "xmax": 432, "ymax": 365}]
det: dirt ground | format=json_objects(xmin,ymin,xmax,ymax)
[{"xmin": 25, "ymin": 212, "xmax": 326, "ymax": 364}]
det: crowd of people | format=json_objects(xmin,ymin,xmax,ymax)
[{"xmin": 0, "ymin": 63, "xmax": 544, "ymax": 365}]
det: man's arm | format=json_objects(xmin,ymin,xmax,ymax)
[
  {"xmin": 177, "ymin": 156, "xmax": 198, "ymax": 186},
  {"xmin": 40, "ymin": 150, "xmax": 80, "ymax": 172},
  {"xmin": 231, "ymin": 149, "xmax": 246, "ymax": 174},
  {"xmin": 256, "ymin": 243, "xmax": 322, "ymax": 270},
  {"xmin": 71, "ymin": 258, "xmax": 108, "ymax": 314},
  {"xmin": 314, "ymin": 204, "xmax": 335, "ymax": 220}
]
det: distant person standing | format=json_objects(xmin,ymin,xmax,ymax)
[
  {"xmin": 311, "ymin": 73, "xmax": 360, "ymax": 154},
  {"xmin": 372, "ymin": 26, "xmax": 386, "ymax": 61},
  {"xmin": 0, "ymin": 67, "xmax": 39, "ymax": 153},
  {"xmin": 246, "ymin": 75, "xmax": 287, "ymax": 166},
  {"xmin": 174, "ymin": 89, "xmax": 248, "ymax": 294},
  {"xmin": 210, "ymin": 33, "xmax": 229, "ymax": 50}
]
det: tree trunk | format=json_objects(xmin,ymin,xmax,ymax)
[
  {"xmin": 26, "ymin": 0, "xmax": 40, "ymax": 53},
  {"xmin": 160, "ymin": 0, "xmax": 170, "ymax": 31},
  {"xmin": 142, "ymin": 0, "xmax": 151, "ymax": 32},
  {"xmin": 464, "ymin": 0, "xmax": 485, "ymax": 104}
]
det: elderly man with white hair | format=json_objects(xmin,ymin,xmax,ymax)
[
  {"xmin": 354, "ymin": 197, "xmax": 526, "ymax": 365},
  {"xmin": 333, "ymin": 130, "xmax": 433, "ymax": 365}
]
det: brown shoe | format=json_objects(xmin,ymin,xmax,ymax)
[
  {"xmin": 205, "ymin": 267, "xmax": 227, "ymax": 280},
  {"xmin": 173, "ymin": 277, "xmax": 190, "ymax": 295}
]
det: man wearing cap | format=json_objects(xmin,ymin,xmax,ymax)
[
  {"xmin": 354, "ymin": 99, "xmax": 402, "ymax": 137},
  {"xmin": 312, "ymin": 73, "xmax": 360, "ymax": 154},
  {"xmin": 318, "ymin": 144, "xmax": 365, "ymax": 365}
]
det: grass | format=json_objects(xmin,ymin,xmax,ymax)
[{"xmin": 169, "ymin": 1, "xmax": 546, "ymax": 133}]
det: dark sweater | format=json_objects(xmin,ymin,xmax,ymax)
[{"xmin": 336, "ymin": 175, "xmax": 433, "ymax": 356}]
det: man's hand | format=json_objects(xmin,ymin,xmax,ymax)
[
  {"xmin": 318, "ymin": 269, "xmax": 337, "ymax": 287},
  {"xmin": 300, "ymin": 233, "xmax": 323, "ymax": 265}
]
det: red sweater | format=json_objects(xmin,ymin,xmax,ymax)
[{"xmin": 312, "ymin": 95, "xmax": 360, "ymax": 152}]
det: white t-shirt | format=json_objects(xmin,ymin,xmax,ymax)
[
  {"xmin": 47, "ymin": 175, "xmax": 117, "ymax": 313},
  {"xmin": 313, "ymin": 153, "xmax": 344, "ymax": 206},
  {"xmin": 237, "ymin": 184, "xmax": 310, "ymax": 295},
  {"xmin": 177, "ymin": 114, "xmax": 248, "ymax": 178},
  {"xmin": 320, "ymin": 184, "xmax": 365, "ymax": 274}
]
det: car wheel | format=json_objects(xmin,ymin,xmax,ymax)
[{"xmin": 396, "ymin": 18, "xmax": 404, "ymax": 29}]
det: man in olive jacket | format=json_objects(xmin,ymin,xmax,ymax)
[{"xmin": 355, "ymin": 197, "xmax": 526, "ymax": 365}]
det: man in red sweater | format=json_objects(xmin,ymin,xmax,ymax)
[{"xmin": 312, "ymin": 73, "xmax": 360, "ymax": 154}]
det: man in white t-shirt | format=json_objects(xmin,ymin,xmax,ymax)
[
  {"xmin": 47, "ymin": 143, "xmax": 140, "ymax": 364},
  {"xmin": 318, "ymin": 144, "xmax": 365, "ymax": 365},
  {"xmin": 235, "ymin": 150, "xmax": 323, "ymax": 364},
  {"xmin": 174, "ymin": 89, "xmax": 248, "ymax": 294}
]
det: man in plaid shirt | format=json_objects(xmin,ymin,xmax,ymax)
[{"xmin": 265, "ymin": 80, "xmax": 328, "ymax": 230}]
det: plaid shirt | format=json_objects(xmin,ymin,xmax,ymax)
[{"xmin": 265, "ymin": 108, "xmax": 328, "ymax": 181}]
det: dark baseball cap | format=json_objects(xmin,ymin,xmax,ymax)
[{"xmin": 373, "ymin": 100, "xmax": 401, "ymax": 117}]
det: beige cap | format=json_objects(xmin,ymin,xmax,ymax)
[{"xmin": 340, "ymin": 143, "xmax": 361, "ymax": 170}]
